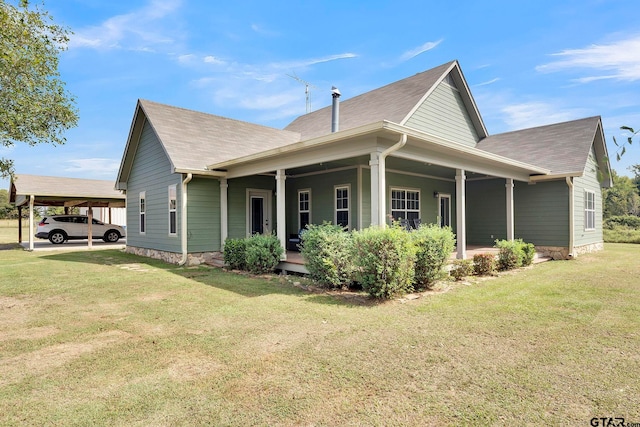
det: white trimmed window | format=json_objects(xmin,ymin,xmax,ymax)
[
  {"xmin": 585, "ymin": 190, "xmax": 596, "ymax": 231},
  {"xmin": 335, "ymin": 184, "xmax": 350, "ymax": 229},
  {"xmin": 391, "ymin": 188, "xmax": 420, "ymax": 221},
  {"xmin": 139, "ymin": 191, "xmax": 146, "ymax": 234},
  {"xmin": 168, "ymin": 185, "xmax": 177, "ymax": 236},
  {"xmin": 298, "ymin": 189, "xmax": 311, "ymax": 231}
]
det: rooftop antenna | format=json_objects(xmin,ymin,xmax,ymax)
[{"xmin": 287, "ymin": 72, "xmax": 317, "ymax": 114}]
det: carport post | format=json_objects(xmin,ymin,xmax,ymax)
[
  {"xmin": 28, "ymin": 195, "xmax": 34, "ymax": 251},
  {"xmin": 87, "ymin": 204, "xmax": 93, "ymax": 250},
  {"xmin": 18, "ymin": 206, "xmax": 22, "ymax": 243}
]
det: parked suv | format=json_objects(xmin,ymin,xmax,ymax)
[{"xmin": 36, "ymin": 215, "xmax": 126, "ymax": 244}]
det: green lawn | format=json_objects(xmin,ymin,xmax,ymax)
[
  {"xmin": 0, "ymin": 218, "xmax": 30, "ymax": 246},
  {"xmin": 1, "ymin": 244, "xmax": 639, "ymax": 425}
]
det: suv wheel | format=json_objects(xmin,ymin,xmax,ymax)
[
  {"xmin": 49, "ymin": 230, "xmax": 67, "ymax": 244},
  {"xmin": 104, "ymin": 230, "xmax": 120, "ymax": 243}
]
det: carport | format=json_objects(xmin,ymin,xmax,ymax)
[{"xmin": 9, "ymin": 174, "xmax": 126, "ymax": 250}]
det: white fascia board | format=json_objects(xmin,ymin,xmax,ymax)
[
  {"xmin": 174, "ymin": 168, "xmax": 227, "ymax": 177},
  {"xmin": 207, "ymin": 121, "xmax": 387, "ymax": 171},
  {"xmin": 383, "ymin": 122, "xmax": 550, "ymax": 175},
  {"xmin": 224, "ymin": 139, "xmax": 378, "ymax": 179},
  {"xmin": 529, "ymin": 172, "xmax": 582, "ymax": 182}
]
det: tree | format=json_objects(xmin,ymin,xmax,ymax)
[
  {"xmin": 0, "ymin": 0, "xmax": 78, "ymax": 179},
  {"xmin": 603, "ymin": 170, "xmax": 640, "ymax": 218},
  {"xmin": 612, "ymin": 126, "xmax": 638, "ymax": 161}
]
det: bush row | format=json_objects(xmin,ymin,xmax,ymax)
[
  {"xmin": 604, "ymin": 215, "xmax": 640, "ymax": 230},
  {"xmin": 449, "ymin": 239, "xmax": 536, "ymax": 281},
  {"xmin": 300, "ymin": 222, "xmax": 455, "ymax": 299},
  {"xmin": 223, "ymin": 234, "xmax": 284, "ymax": 274}
]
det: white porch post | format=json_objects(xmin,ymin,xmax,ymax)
[
  {"xmin": 369, "ymin": 153, "xmax": 380, "ymax": 226},
  {"xmin": 456, "ymin": 169, "xmax": 466, "ymax": 259},
  {"xmin": 506, "ymin": 178, "xmax": 514, "ymax": 241},
  {"xmin": 276, "ymin": 169, "xmax": 287, "ymax": 260},
  {"xmin": 220, "ymin": 178, "xmax": 228, "ymax": 248},
  {"xmin": 28, "ymin": 195, "xmax": 34, "ymax": 251}
]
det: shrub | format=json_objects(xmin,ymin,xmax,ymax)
[
  {"xmin": 412, "ymin": 225, "xmax": 455, "ymax": 290},
  {"xmin": 352, "ymin": 225, "xmax": 416, "ymax": 299},
  {"xmin": 223, "ymin": 238, "xmax": 246, "ymax": 270},
  {"xmin": 450, "ymin": 259, "xmax": 473, "ymax": 281},
  {"xmin": 300, "ymin": 222, "xmax": 354, "ymax": 288},
  {"xmin": 244, "ymin": 234, "xmax": 284, "ymax": 274},
  {"xmin": 521, "ymin": 241, "xmax": 536, "ymax": 266},
  {"xmin": 495, "ymin": 239, "xmax": 535, "ymax": 270},
  {"xmin": 604, "ymin": 215, "xmax": 640, "ymax": 230},
  {"xmin": 473, "ymin": 253, "xmax": 496, "ymax": 276}
]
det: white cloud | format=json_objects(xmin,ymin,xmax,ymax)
[
  {"xmin": 536, "ymin": 34, "xmax": 640, "ymax": 82},
  {"xmin": 474, "ymin": 77, "xmax": 501, "ymax": 87},
  {"xmin": 204, "ymin": 55, "xmax": 226, "ymax": 65},
  {"xmin": 69, "ymin": 0, "xmax": 183, "ymax": 51},
  {"xmin": 64, "ymin": 158, "xmax": 121, "ymax": 176},
  {"xmin": 400, "ymin": 39, "xmax": 443, "ymax": 62},
  {"xmin": 501, "ymin": 102, "xmax": 587, "ymax": 130}
]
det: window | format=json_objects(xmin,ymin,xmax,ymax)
[
  {"xmin": 139, "ymin": 191, "xmax": 146, "ymax": 234},
  {"xmin": 335, "ymin": 185, "xmax": 350, "ymax": 229},
  {"xmin": 168, "ymin": 185, "xmax": 177, "ymax": 235},
  {"xmin": 585, "ymin": 190, "xmax": 596, "ymax": 231},
  {"xmin": 298, "ymin": 189, "xmax": 310, "ymax": 231},
  {"xmin": 391, "ymin": 188, "xmax": 420, "ymax": 221}
]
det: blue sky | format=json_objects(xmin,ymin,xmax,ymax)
[{"xmin": 3, "ymin": 0, "xmax": 640, "ymax": 190}]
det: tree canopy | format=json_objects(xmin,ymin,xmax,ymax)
[
  {"xmin": 604, "ymin": 170, "xmax": 640, "ymax": 218},
  {"xmin": 0, "ymin": 0, "xmax": 78, "ymax": 178}
]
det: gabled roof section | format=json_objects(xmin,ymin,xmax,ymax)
[
  {"xmin": 116, "ymin": 99, "xmax": 301, "ymax": 187},
  {"xmin": 284, "ymin": 61, "xmax": 488, "ymax": 141},
  {"xmin": 476, "ymin": 116, "xmax": 611, "ymax": 180}
]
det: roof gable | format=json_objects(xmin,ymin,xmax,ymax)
[
  {"xmin": 284, "ymin": 61, "xmax": 489, "ymax": 141},
  {"xmin": 116, "ymin": 100, "xmax": 300, "ymax": 187},
  {"xmin": 476, "ymin": 116, "xmax": 611, "ymax": 181}
]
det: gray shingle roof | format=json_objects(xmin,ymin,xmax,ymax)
[
  {"xmin": 476, "ymin": 116, "xmax": 601, "ymax": 175},
  {"xmin": 284, "ymin": 61, "xmax": 456, "ymax": 141},
  {"xmin": 10, "ymin": 174, "xmax": 123, "ymax": 199},
  {"xmin": 139, "ymin": 100, "xmax": 301, "ymax": 171}
]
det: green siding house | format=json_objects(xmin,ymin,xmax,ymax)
[{"xmin": 115, "ymin": 60, "xmax": 612, "ymax": 266}]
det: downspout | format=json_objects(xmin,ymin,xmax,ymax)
[
  {"xmin": 178, "ymin": 173, "xmax": 193, "ymax": 266},
  {"xmin": 378, "ymin": 134, "xmax": 407, "ymax": 226},
  {"xmin": 566, "ymin": 177, "xmax": 574, "ymax": 258}
]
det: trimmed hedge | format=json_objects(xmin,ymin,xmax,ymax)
[
  {"xmin": 300, "ymin": 223, "xmax": 354, "ymax": 289},
  {"xmin": 352, "ymin": 226, "xmax": 416, "ymax": 299},
  {"xmin": 450, "ymin": 259, "xmax": 473, "ymax": 281},
  {"xmin": 223, "ymin": 238, "xmax": 246, "ymax": 270},
  {"xmin": 495, "ymin": 239, "xmax": 535, "ymax": 270},
  {"xmin": 473, "ymin": 253, "xmax": 496, "ymax": 276},
  {"xmin": 245, "ymin": 234, "xmax": 284, "ymax": 274},
  {"xmin": 604, "ymin": 215, "xmax": 640, "ymax": 230},
  {"xmin": 412, "ymin": 225, "xmax": 456, "ymax": 290}
]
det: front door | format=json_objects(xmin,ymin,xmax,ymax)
[
  {"xmin": 247, "ymin": 190, "xmax": 271, "ymax": 235},
  {"xmin": 438, "ymin": 194, "xmax": 451, "ymax": 228}
]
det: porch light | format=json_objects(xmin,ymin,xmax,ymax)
[{"xmin": 434, "ymin": 191, "xmax": 439, "ymax": 198}]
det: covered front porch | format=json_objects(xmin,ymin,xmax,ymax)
[{"xmin": 214, "ymin": 125, "xmax": 547, "ymax": 262}]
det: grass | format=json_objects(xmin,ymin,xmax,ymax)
[
  {"xmin": 0, "ymin": 218, "xmax": 31, "ymax": 246},
  {"xmin": 1, "ymin": 243, "xmax": 639, "ymax": 425}
]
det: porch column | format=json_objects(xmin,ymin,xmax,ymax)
[
  {"xmin": 369, "ymin": 152, "xmax": 380, "ymax": 226},
  {"xmin": 28, "ymin": 195, "xmax": 34, "ymax": 251},
  {"xmin": 506, "ymin": 178, "xmax": 514, "ymax": 241},
  {"xmin": 455, "ymin": 169, "xmax": 466, "ymax": 259},
  {"xmin": 220, "ymin": 178, "xmax": 228, "ymax": 248},
  {"xmin": 275, "ymin": 169, "xmax": 287, "ymax": 260}
]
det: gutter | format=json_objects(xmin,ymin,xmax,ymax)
[
  {"xmin": 178, "ymin": 173, "xmax": 193, "ymax": 266},
  {"xmin": 378, "ymin": 133, "xmax": 407, "ymax": 226},
  {"xmin": 566, "ymin": 177, "xmax": 574, "ymax": 258}
]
